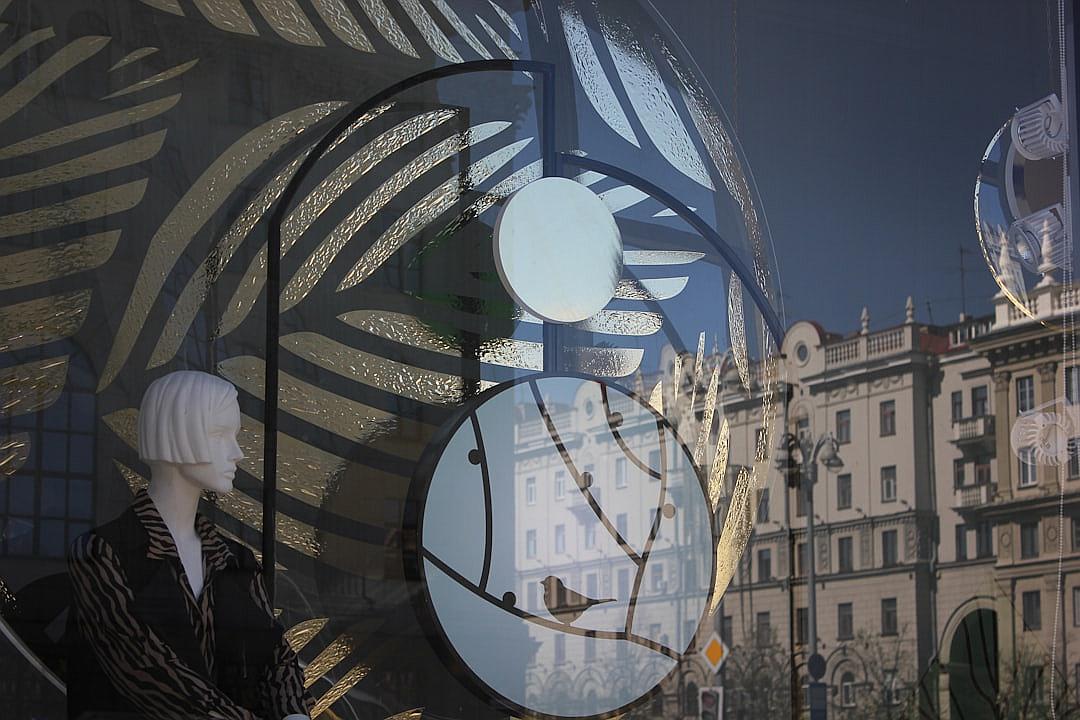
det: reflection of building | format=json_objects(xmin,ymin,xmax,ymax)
[
  {"xmin": 511, "ymin": 381, "xmax": 715, "ymax": 717},
  {"xmin": 721, "ymin": 281, "xmax": 1080, "ymax": 717}
]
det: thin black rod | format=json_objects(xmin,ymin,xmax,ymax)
[
  {"xmin": 558, "ymin": 153, "xmax": 786, "ymax": 345},
  {"xmin": 261, "ymin": 59, "xmax": 555, "ymax": 598}
]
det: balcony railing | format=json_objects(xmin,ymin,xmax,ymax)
[
  {"xmin": 824, "ymin": 326, "xmax": 916, "ymax": 370},
  {"xmin": 954, "ymin": 483, "xmax": 992, "ymax": 508},
  {"xmin": 952, "ymin": 415, "xmax": 994, "ymax": 443}
]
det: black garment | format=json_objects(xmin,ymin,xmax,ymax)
[{"xmin": 66, "ymin": 490, "xmax": 310, "ymax": 720}]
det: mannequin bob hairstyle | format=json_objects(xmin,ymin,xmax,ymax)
[{"xmin": 137, "ymin": 371, "xmax": 239, "ymax": 465}]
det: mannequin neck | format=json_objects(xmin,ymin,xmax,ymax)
[{"xmin": 147, "ymin": 464, "xmax": 204, "ymax": 545}]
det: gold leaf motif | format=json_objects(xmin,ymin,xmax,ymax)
[
  {"xmin": 309, "ymin": 0, "xmax": 374, "ymax": 52},
  {"xmin": 430, "ymin": 0, "xmax": 492, "ymax": 59},
  {"xmin": 0, "ymin": 357, "xmax": 67, "ymax": 417},
  {"xmin": 0, "ymin": 180, "xmax": 147, "ymax": 238},
  {"xmin": 0, "ymin": 130, "xmax": 166, "ymax": 196},
  {"xmin": 252, "ymin": 0, "xmax": 323, "ymax": 46},
  {"xmin": 281, "ymin": 331, "xmax": 469, "ymax": 405},
  {"xmin": 597, "ymin": 10, "xmax": 714, "ymax": 189},
  {"xmin": 0, "ymin": 28, "xmax": 56, "ymax": 71},
  {"xmin": 558, "ymin": 0, "xmax": 639, "ymax": 147},
  {"xmin": 519, "ymin": 309, "xmax": 662, "ymax": 337},
  {"xmin": 303, "ymin": 632, "xmax": 358, "ymax": 688},
  {"xmin": 356, "ymin": 0, "xmax": 419, "ymax": 57},
  {"xmin": 728, "ymin": 271, "xmax": 750, "ymax": 392},
  {"xmin": 217, "ymin": 355, "xmax": 431, "ymax": 448},
  {"xmin": 102, "ymin": 59, "xmax": 199, "ymax": 100},
  {"xmin": 192, "ymin": 0, "xmax": 258, "ymax": 35},
  {"xmin": 310, "ymin": 662, "xmax": 371, "ymax": 718},
  {"xmin": 0, "ymin": 291, "xmax": 91, "ymax": 353},
  {"xmin": 622, "ymin": 250, "xmax": 704, "ymax": 266},
  {"xmin": 285, "ymin": 617, "xmax": 330, "ymax": 653},
  {"xmin": 383, "ymin": 709, "xmax": 423, "ymax": 720},
  {"xmin": 693, "ymin": 367, "xmax": 720, "ymax": 466},
  {"xmin": 0, "ymin": 231, "xmax": 120, "ymax": 291},
  {"xmin": 337, "ymin": 136, "xmax": 533, "ymax": 289},
  {"xmin": 0, "ymin": 433, "xmax": 29, "ymax": 475},
  {"xmin": 671, "ymin": 352, "xmax": 683, "ymax": 417},
  {"xmin": 338, "ymin": 310, "xmax": 458, "ymax": 355},
  {"xmin": 395, "ymin": 0, "xmax": 464, "ymax": 63},
  {"xmin": 113, "ymin": 459, "xmax": 149, "ymax": 493},
  {"xmin": 98, "ymin": 101, "xmax": 347, "ymax": 391},
  {"xmin": 648, "ymin": 380, "xmax": 663, "ymax": 415},
  {"xmin": 708, "ymin": 418, "xmax": 729, "ymax": 511},
  {"xmin": 710, "ymin": 465, "xmax": 753, "ymax": 612},
  {"xmin": 613, "ymin": 276, "xmax": 688, "ymax": 301},
  {"xmin": 0, "ymin": 36, "xmax": 110, "ymax": 125},
  {"xmin": 138, "ymin": 0, "xmax": 184, "ymax": 15},
  {"xmin": 689, "ymin": 331, "xmax": 705, "ymax": 414},
  {"xmin": 0, "ymin": 94, "xmax": 180, "ymax": 160},
  {"xmin": 565, "ymin": 346, "xmax": 644, "ymax": 378},
  {"xmin": 109, "ymin": 47, "xmax": 159, "ymax": 71},
  {"xmin": 280, "ymin": 121, "xmax": 511, "ymax": 310},
  {"xmin": 236, "ymin": 413, "xmax": 348, "ymax": 507}
]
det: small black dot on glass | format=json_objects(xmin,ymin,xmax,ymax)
[
  {"xmin": 662, "ymin": 503, "xmax": 676, "ymax": 519},
  {"xmin": 502, "ymin": 591, "xmax": 516, "ymax": 608},
  {"xmin": 468, "ymin": 449, "xmax": 481, "ymax": 464}
]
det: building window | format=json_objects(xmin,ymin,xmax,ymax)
[
  {"xmin": 1017, "ymin": 376, "xmax": 1035, "ymax": 414},
  {"xmin": 1067, "ymin": 365, "xmax": 1080, "ymax": 405},
  {"xmin": 838, "ymin": 602, "xmax": 854, "ymax": 640},
  {"xmin": 1070, "ymin": 439, "xmax": 1080, "ymax": 479},
  {"xmin": 881, "ymin": 597, "xmax": 898, "ymax": 636},
  {"xmin": 796, "ymin": 607, "xmax": 808, "ymax": 645},
  {"xmin": 956, "ymin": 524, "xmax": 968, "ymax": 561},
  {"xmin": 972, "ymin": 385, "xmax": 989, "ymax": 416},
  {"xmin": 721, "ymin": 615, "xmax": 733, "ymax": 645},
  {"xmin": 796, "ymin": 416, "xmax": 810, "ymax": 440},
  {"xmin": 584, "ymin": 521, "xmax": 596, "ymax": 549},
  {"xmin": 651, "ymin": 563, "xmax": 664, "ymax": 591},
  {"xmin": 1073, "ymin": 517, "xmax": 1080, "ymax": 552},
  {"xmin": 880, "ymin": 400, "xmax": 896, "ymax": 436},
  {"xmin": 647, "ymin": 451, "xmax": 661, "ymax": 480},
  {"xmin": 953, "ymin": 459, "xmax": 966, "ymax": 489},
  {"xmin": 757, "ymin": 548, "xmax": 772, "ymax": 582},
  {"xmin": 525, "ymin": 477, "xmax": 536, "ymax": 505},
  {"xmin": 976, "ymin": 522, "xmax": 993, "ymax": 558},
  {"xmin": 757, "ymin": 488, "xmax": 770, "ymax": 524},
  {"xmin": 836, "ymin": 409, "xmax": 851, "ymax": 444},
  {"xmin": 796, "ymin": 484, "xmax": 809, "ymax": 517},
  {"xmin": 555, "ymin": 634, "xmax": 566, "ymax": 664},
  {"xmin": 882, "ymin": 529, "xmax": 898, "ymax": 567},
  {"xmin": 527, "ymin": 581, "xmax": 537, "ymax": 611},
  {"xmin": 554, "ymin": 524, "xmax": 565, "ymax": 554},
  {"xmin": 614, "ymin": 457, "xmax": 627, "ymax": 488},
  {"xmin": 841, "ymin": 672, "xmax": 857, "ymax": 707},
  {"xmin": 1018, "ymin": 448, "xmax": 1037, "ymax": 487},
  {"xmin": 617, "ymin": 568, "xmax": 630, "ymax": 598},
  {"xmin": 951, "ymin": 391, "xmax": 963, "ymax": 422},
  {"xmin": 585, "ymin": 636, "xmax": 596, "ymax": 663},
  {"xmin": 883, "ymin": 669, "xmax": 900, "ymax": 706},
  {"xmin": 526, "ymin": 530, "xmax": 537, "ymax": 558},
  {"xmin": 1073, "ymin": 587, "xmax": 1080, "ymax": 627},
  {"xmin": 1022, "ymin": 590, "xmax": 1041, "ymax": 631},
  {"xmin": 755, "ymin": 611, "xmax": 771, "ymax": 646},
  {"xmin": 838, "ymin": 536, "xmax": 854, "ymax": 573},
  {"xmin": 797, "ymin": 542, "xmax": 809, "ymax": 576},
  {"xmin": 1021, "ymin": 521, "xmax": 1039, "ymax": 559},
  {"xmin": 975, "ymin": 461, "xmax": 991, "ymax": 486},
  {"xmin": 837, "ymin": 473, "xmax": 852, "ymax": 510},
  {"xmin": 616, "ymin": 512, "xmax": 628, "ymax": 538},
  {"xmin": 586, "ymin": 573, "xmax": 598, "ymax": 599},
  {"xmin": 555, "ymin": 470, "xmax": 566, "ymax": 499},
  {"xmin": 881, "ymin": 466, "xmax": 897, "ymax": 503}
]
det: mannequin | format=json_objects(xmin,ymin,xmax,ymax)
[{"xmin": 67, "ymin": 371, "xmax": 312, "ymax": 720}]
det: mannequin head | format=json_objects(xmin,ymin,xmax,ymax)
[{"xmin": 138, "ymin": 371, "xmax": 244, "ymax": 495}]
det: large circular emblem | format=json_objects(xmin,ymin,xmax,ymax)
[{"xmin": 407, "ymin": 374, "xmax": 716, "ymax": 718}]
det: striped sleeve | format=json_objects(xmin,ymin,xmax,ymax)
[
  {"xmin": 68, "ymin": 533, "xmax": 263, "ymax": 720},
  {"xmin": 247, "ymin": 565, "xmax": 313, "ymax": 719}
]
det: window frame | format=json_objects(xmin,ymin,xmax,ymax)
[
  {"xmin": 880, "ymin": 399, "xmax": 896, "ymax": 437},
  {"xmin": 881, "ymin": 465, "xmax": 897, "ymax": 503},
  {"xmin": 837, "ymin": 602, "xmax": 854, "ymax": 640},
  {"xmin": 836, "ymin": 409, "xmax": 852, "ymax": 444}
]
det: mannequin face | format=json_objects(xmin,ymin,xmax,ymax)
[{"xmin": 176, "ymin": 398, "xmax": 244, "ymax": 494}]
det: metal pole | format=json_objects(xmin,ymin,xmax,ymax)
[{"xmin": 806, "ymin": 460, "xmax": 817, "ymax": 658}]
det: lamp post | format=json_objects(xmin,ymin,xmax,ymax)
[{"xmin": 775, "ymin": 431, "xmax": 844, "ymax": 719}]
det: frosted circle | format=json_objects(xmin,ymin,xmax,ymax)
[{"xmin": 494, "ymin": 178, "xmax": 623, "ymax": 323}]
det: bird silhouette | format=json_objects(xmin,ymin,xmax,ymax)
[{"xmin": 540, "ymin": 576, "xmax": 615, "ymax": 625}]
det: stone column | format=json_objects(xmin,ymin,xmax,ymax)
[
  {"xmin": 994, "ymin": 370, "xmax": 1013, "ymax": 500},
  {"xmin": 1038, "ymin": 362, "xmax": 1059, "ymax": 491}
]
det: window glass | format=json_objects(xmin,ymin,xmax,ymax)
[{"xmin": 836, "ymin": 409, "xmax": 851, "ymax": 444}]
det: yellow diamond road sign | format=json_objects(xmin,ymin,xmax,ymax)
[{"xmin": 701, "ymin": 632, "xmax": 728, "ymax": 672}]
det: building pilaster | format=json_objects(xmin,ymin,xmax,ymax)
[
  {"xmin": 994, "ymin": 370, "xmax": 1013, "ymax": 500},
  {"xmin": 1038, "ymin": 362, "xmax": 1059, "ymax": 491}
]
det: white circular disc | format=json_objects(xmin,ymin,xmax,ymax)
[{"xmin": 494, "ymin": 177, "xmax": 623, "ymax": 323}]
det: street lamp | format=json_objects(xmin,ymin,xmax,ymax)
[{"xmin": 775, "ymin": 431, "xmax": 844, "ymax": 719}]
